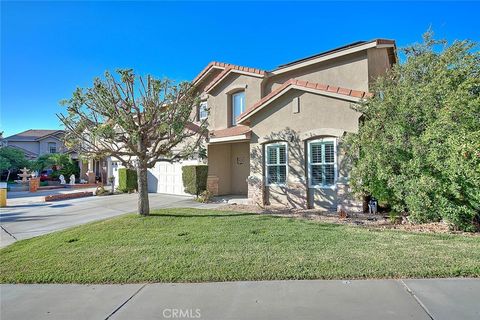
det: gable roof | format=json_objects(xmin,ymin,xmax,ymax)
[
  {"xmin": 237, "ymin": 79, "xmax": 371, "ymax": 124},
  {"xmin": 203, "ymin": 64, "xmax": 266, "ymax": 93},
  {"xmin": 4, "ymin": 129, "xmax": 64, "ymax": 142},
  {"xmin": 192, "ymin": 61, "xmax": 229, "ymax": 86},
  {"xmin": 192, "ymin": 39, "xmax": 396, "ymax": 88}
]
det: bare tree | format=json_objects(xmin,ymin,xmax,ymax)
[{"xmin": 58, "ymin": 69, "xmax": 207, "ymax": 215}]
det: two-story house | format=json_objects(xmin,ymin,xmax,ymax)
[
  {"xmin": 3, "ymin": 129, "xmax": 67, "ymax": 159},
  {"xmin": 193, "ymin": 39, "xmax": 396, "ymax": 211}
]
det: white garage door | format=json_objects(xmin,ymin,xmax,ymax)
[
  {"xmin": 148, "ymin": 161, "xmax": 186, "ymax": 195},
  {"xmin": 113, "ymin": 160, "xmax": 200, "ymax": 196}
]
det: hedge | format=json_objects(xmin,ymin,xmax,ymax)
[
  {"xmin": 118, "ymin": 168, "xmax": 137, "ymax": 193},
  {"xmin": 182, "ymin": 165, "xmax": 208, "ymax": 196}
]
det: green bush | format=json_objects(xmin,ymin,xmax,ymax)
[
  {"xmin": 50, "ymin": 171, "xmax": 60, "ymax": 180},
  {"xmin": 31, "ymin": 153, "xmax": 79, "ymax": 180},
  {"xmin": 182, "ymin": 165, "xmax": 208, "ymax": 196},
  {"xmin": 118, "ymin": 168, "xmax": 137, "ymax": 193}
]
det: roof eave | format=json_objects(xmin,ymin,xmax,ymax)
[
  {"xmin": 208, "ymin": 132, "xmax": 251, "ymax": 144},
  {"xmin": 270, "ymin": 39, "xmax": 396, "ymax": 75},
  {"xmin": 205, "ymin": 69, "xmax": 266, "ymax": 93},
  {"xmin": 192, "ymin": 63, "xmax": 226, "ymax": 87}
]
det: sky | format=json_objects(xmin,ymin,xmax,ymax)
[{"xmin": 1, "ymin": 1, "xmax": 479, "ymax": 137}]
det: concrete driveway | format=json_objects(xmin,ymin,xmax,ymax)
[
  {"xmin": 0, "ymin": 191, "xmax": 221, "ymax": 248},
  {"xmin": 1, "ymin": 279, "xmax": 479, "ymax": 320}
]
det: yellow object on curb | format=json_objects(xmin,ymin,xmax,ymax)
[{"xmin": 0, "ymin": 188, "xmax": 6, "ymax": 207}]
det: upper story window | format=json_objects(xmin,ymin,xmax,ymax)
[
  {"xmin": 265, "ymin": 142, "xmax": 287, "ymax": 186},
  {"xmin": 231, "ymin": 91, "xmax": 245, "ymax": 126},
  {"xmin": 48, "ymin": 142, "xmax": 57, "ymax": 154},
  {"xmin": 308, "ymin": 138, "xmax": 337, "ymax": 188},
  {"xmin": 199, "ymin": 101, "xmax": 208, "ymax": 121}
]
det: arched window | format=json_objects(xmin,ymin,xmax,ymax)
[{"xmin": 231, "ymin": 91, "xmax": 245, "ymax": 126}]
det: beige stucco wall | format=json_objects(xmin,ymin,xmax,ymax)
[
  {"xmin": 208, "ymin": 143, "xmax": 232, "ymax": 195},
  {"xmin": 250, "ymin": 90, "xmax": 360, "ymax": 136},
  {"xmin": 248, "ymin": 90, "xmax": 361, "ymax": 209},
  {"xmin": 266, "ymin": 51, "xmax": 369, "ymax": 94},
  {"xmin": 230, "ymin": 142, "xmax": 250, "ymax": 195},
  {"xmin": 207, "ymin": 73, "xmax": 264, "ymax": 130},
  {"xmin": 367, "ymin": 48, "xmax": 392, "ymax": 89}
]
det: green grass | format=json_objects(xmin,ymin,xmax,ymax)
[{"xmin": 1, "ymin": 208, "xmax": 479, "ymax": 283}]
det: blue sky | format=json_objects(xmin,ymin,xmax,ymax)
[{"xmin": 1, "ymin": 1, "xmax": 479, "ymax": 137}]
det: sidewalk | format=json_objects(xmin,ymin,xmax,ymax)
[{"xmin": 1, "ymin": 279, "xmax": 479, "ymax": 320}]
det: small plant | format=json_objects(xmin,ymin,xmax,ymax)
[
  {"xmin": 389, "ymin": 212, "xmax": 402, "ymax": 225},
  {"xmin": 95, "ymin": 185, "xmax": 109, "ymax": 196},
  {"xmin": 338, "ymin": 209, "xmax": 348, "ymax": 219},
  {"xmin": 197, "ymin": 190, "xmax": 213, "ymax": 203}
]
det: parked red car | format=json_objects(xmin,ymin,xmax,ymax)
[{"xmin": 40, "ymin": 169, "xmax": 54, "ymax": 182}]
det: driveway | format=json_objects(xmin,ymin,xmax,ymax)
[
  {"xmin": 0, "ymin": 191, "xmax": 221, "ymax": 248},
  {"xmin": 1, "ymin": 279, "xmax": 479, "ymax": 320}
]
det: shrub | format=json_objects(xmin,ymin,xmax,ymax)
[
  {"xmin": 197, "ymin": 190, "xmax": 213, "ymax": 203},
  {"xmin": 345, "ymin": 31, "xmax": 480, "ymax": 231},
  {"xmin": 118, "ymin": 168, "xmax": 137, "ymax": 193},
  {"xmin": 182, "ymin": 165, "xmax": 208, "ymax": 196}
]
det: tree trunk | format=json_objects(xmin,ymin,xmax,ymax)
[{"xmin": 137, "ymin": 165, "xmax": 150, "ymax": 216}]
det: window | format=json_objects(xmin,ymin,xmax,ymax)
[
  {"xmin": 231, "ymin": 91, "xmax": 245, "ymax": 125},
  {"xmin": 48, "ymin": 142, "xmax": 57, "ymax": 154},
  {"xmin": 308, "ymin": 138, "xmax": 337, "ymax": 188},
  {"xmin": 265, "ymin": 142, "xmax": 287, "ymax": 185},
  {"xmin": 199, "ymin": 101, "xmax": 208, "ymax": 120}
]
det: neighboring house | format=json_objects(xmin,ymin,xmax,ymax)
[
  {"xmin": 192, "ymin": 39, "xmax": 397, "ymax": 210},
  {"xmin": 3, "ymin": 129, "xmax": 67, "ymax": 159}
]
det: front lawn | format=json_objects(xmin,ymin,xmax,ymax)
[{"xmin": 1, "ymin": 209, "xmax": 479, "ymax": 283}]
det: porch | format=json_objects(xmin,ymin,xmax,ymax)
[{"xmin": 206, "ymin": 141, "xmax": 250, "ymax": 196}]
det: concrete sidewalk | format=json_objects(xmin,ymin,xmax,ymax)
[{"xmin": 1, "ymin": 279, "xmax": 479, "ymax": 320}]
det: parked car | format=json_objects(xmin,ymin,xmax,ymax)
[{"xmin": 40, "ymin": 169, "xmax": 54, "ymax": 182}]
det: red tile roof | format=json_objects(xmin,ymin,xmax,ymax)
[
  {"xmin": 237, "ymin": 79, "xmax": 372, "ymax": 123},
  {"xmin": 204, "ymin": 64, "xmax": 266, "ymax": 93},
  {"xmin": 209, "ymin": 125, "xmax": 251, "ymax": 138},
  {"xmin": 192, "ymin": 62, "xmax": 229, "ymax": 85},
  {"xmin": 185, "ymin": 122, "xmax": 202, "ymax": 133}
]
